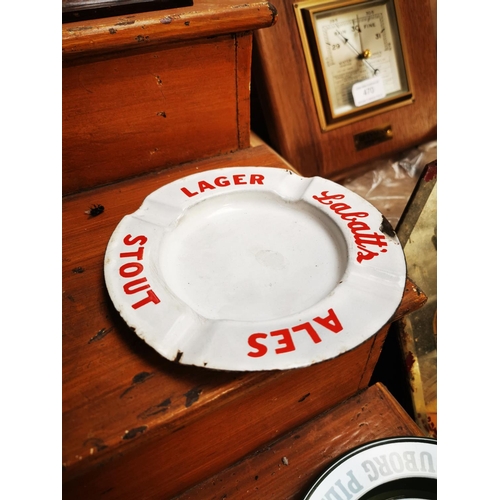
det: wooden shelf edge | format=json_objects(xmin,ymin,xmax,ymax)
[
  {"xmin": 63, "ymin": 0, "xmax": 277, "ymax": 61},
  {"xmin": 173, "ymin": 383, "xmax": 424, "ymax": 499}
]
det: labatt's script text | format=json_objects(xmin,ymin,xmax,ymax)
[{"xmin": 312, "ymin": 191, "xmax": 388, "ymax": 263}]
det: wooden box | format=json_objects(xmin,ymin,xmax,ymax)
[{"xmin": 62, "ymin": 0, "xmax": 277, "ymax": 195}]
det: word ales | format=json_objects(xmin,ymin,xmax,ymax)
[
  {"xmin": 248, "ymin": 308, "xmax": 343, "ymax": 358},
  {"xmin": 312, "ymin": 191, "xmax": 388, "ymax": 263}
]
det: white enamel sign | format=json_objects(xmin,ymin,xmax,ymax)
[{"xmin": 304, "ymin": 437, "xmax": 437, "ymax": 500}]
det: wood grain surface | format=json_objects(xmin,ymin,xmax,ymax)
[
  {"xmin": 62, "ymin": 0, "xmax": 278, "ymax": 196},
  {"xmin": 63, "ymin": 33, "xmax": 250, "ymax": 195},
  {"xmin": 62, "ymin": 145, "xmax": 426, "ymax": 499},
  {"xmin": 62, "ymin": 0, "xmax": 277, "ymax": 60},
  {"xmin": 174, "ymin": 383, "xmax": 424, "ymax": 499}
]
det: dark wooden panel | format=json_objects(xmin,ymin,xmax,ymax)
[
  {"xmin": 62, "ymin": 0, "xmax": 192, "ymax": 23},
  {"xmin": 63, "ymin": 0, "xmax": 184, "ymax": 11}
]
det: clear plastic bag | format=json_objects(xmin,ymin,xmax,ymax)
[{"xmin": 341, "ymin": 141, "xmax": 437, "ymax": 228}]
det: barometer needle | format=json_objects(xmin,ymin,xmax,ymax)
[
  {"xmin": 356, "ymin": 15, "xmax": 364, "ymax": 51},
  {"xmin": 334, "ymin": 24, "xmax": 379, "ymax": 74}
]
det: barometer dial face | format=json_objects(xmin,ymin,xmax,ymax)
[{"xmin": 296, "ymin": 0, "xmax": 411, "ymax": 127}]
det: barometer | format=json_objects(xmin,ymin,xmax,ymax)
[{"xmin": 295, "ymin": 0, "xmax": 412, "ymax": 130}]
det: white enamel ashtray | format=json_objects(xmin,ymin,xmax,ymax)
[{"xmin": 104, "ymin": 167, "xmax": 406, "ymax": 371}]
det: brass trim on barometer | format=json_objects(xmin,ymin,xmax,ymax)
[{"xmin": 294, "ymin": 0, "xmax": 414, "ymax": 131}]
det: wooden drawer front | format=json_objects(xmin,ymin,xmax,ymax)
[{"xmin": 63, "ymin": 34, "xmax": 249, "ymax": 195}]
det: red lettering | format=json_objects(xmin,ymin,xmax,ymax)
[
  {"xmin": 181, "ymin": 187, "xmax": 198, "ymax": 197},
  {"xmin": 132, "ymin": 289, "xmax": 161, "ymax": 309},
  {"xmin": 246, "ymin": 307, "xmax": 344, "ymax": 359},
  {"xmin": 233, "ymin": 174, "xmax": 246, "ymax": 185},
  {"xmin": 120, "ymin": 234, "xmax": 161, "ymax": 309},
  {"xmin": 198, "ymin": 180, "xmax": 215, "ymax": 193},
  {"xmin": 181, "ymin": 173, "xmax": 266, "ymax": 198},
  {"xmin": 313, "ymin": 308, "xmax": 343, "ymax": 333},
  {"xmin": 247, "ymin": 333, "xmax": 268, "ymax": 358},
  {"xmin": 312, "ymin": 191, "xmax": 389, "ymax": 263},
  {"xmin": 119, "ymin": 262, "xmax": 144, "ymax": 278},
  {"xmin": 357, "ymin": 248, "xmax": 381, "ymax": 263},
  {"xmin": 123, "ymin": 234, "xmax": 148, "ymax": 246},
  {"xmin": 347, "ymin": 220, "xmax": 371, "ymax": 232},
  {"xmin": 312, "ymin": 191, "xmax": 345, "ymax": 205},
  {"xmin": 329, "ymin": 202, "xmax": 351, "ymax": 213},
  {"xmin": 354, "ymin": 232, "xmax": 388, "ymax": 262},
  {"xmin": 291, "ymin": 322, "xmax": 321, "ymax": 343},
  {"xmin": 354, "ymin": 232, "xmax": 388, "ymax": 249},
  {"xmin": 250, "ymin": 174, "xmax": 265, "ymax": 185},
  {"xmin": 330, "ymin": 203, "xmax": 370, "ymax": 221},
  {"xmin": 123, "ymin": 277, "xmax": 150, "ymax": 295},
  {"xmin": 120, "ymin": 246, "xmax": 145, "ymax": 260},
  {"xmin": 270, "ymin": 329, "xmax": 295, "ymax": 354},
  {"xmin": 214, "ymin": 176, "xmax": 230, "ymax": 187}
]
